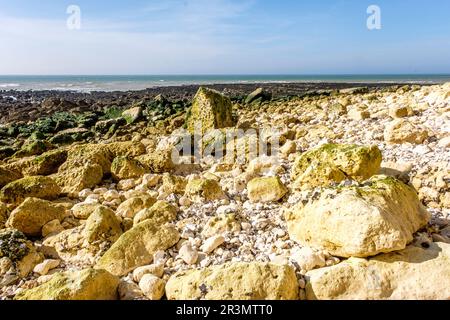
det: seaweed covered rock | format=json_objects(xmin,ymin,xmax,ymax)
[
  {"xmin": 0, "ymin": 176, "xmax": 61, "ymax": 205},
  {"xmin": 6, "ymin": 197, "xmax": 65, "ymax": 237},
  {"xmin": 13, "ymin": 140, "xmax": 52, "ymax": 158},
  {"xmin": 186, "ymin": 87, "xmax": 234, "ymax": 134},
  {"xmin": 306, "ymin": 242, "xmax": 450, "ymax": 300},
  {"xmin": 285, "ymin": 175, "xmax": 430, "ymax": 257},
  {"xmin": 291, "ymin": 144, "xmax": 382, "ymax": 190},
  {"xmin": 0, "ymin": 229, "xmax": 43, "ymax": 278},
  {"xmin": 15, "ymin": 268, "xmax": 119, "ymax": 300},
  {"xmin": 96, "ymin": 220, "xmax": 179, "ymax": 276},
  {"xmin": 0, "ymin": 229, "xmax": 30, "ymax": 262},
  {"xmin": 166, "ymin": 262, "xmax": 299, "ymax": 300},
  {"xmin": 122, "ymin": 106, "xmax": 143, "ymax": 124},
  {"xmin": 7, "ymin": 149, "xmax": 69, "ymax": 177}
]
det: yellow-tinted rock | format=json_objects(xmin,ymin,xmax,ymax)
[
  {"xmin": 247, "ymin": 177, "xmax": 288, "ymax": 203},
  {"xmin": 136, "ymin": 149, "xmax": 174, "ymax": 174},
  {"xmin": 161, "ymin": 174, "xmax": 188, "ymax": 194},
  {"xmin": 185, "ymin": 178, "xmax": 226, "ymax": 202},
  {"xmin": 71, "ymin": 202, "xmax": 102, "ymax": 219},
  {"xmin": 53, "ymin": 164, "xmax": 103, "ymax": 197},
  {"xmin": 306, "ymin": 242, "xmax": 450, "ymax": 300},
  {"xmin": 384, "ymin": 119, "xmax": 428, "ymax": 144},
  {"xmin": 0, "ymin": 167, "xmax": 23, "ymax": 188},
  {"xmin": 96, "ymin": 220, "xmax": 180, "ymax": 276},
  {"xmin": 286, "ymin": 176, "xmax": 430, "ymax": 258},
  {"xmin": 166, "ymin": 262, "xmax": 299, "ymax": 300},
  {"xmin": 186, "ymin": 87, "xmax": 234, "ymax": 135},
  {"xmin": 389, "ymin": 105, "xmax": 411, "ymax": 118},
  {"xmin": 111, "ymin": 156, "xmax": 147, "ymax": 181},
  {"xmin": 291, "ymin": 144, "xmax": 382, "ymax": 190},
  {"xmin": 106, "ymin": 141, "xmax": 146, "ymax": 159},
  {"xmin": 82, "ymin": 206, "xmax": 122, "ymax": 244},
  {"xmin": 201, "ymin": 213, "xmax": 241, "ymax": 237},
  {"xmin": 116, "ymin": 195, "xmax": 156, "ymax": 218},
  {"xmin": 133, "ymin": 200, "xmax": 177, "ymax": 226},
  {"xmin": 0, "ymin": 176, "xmax": 61, "ymax": 206},
  {"xmin": 0, "ymin": 202, "xmax": 7, "ymax": 229},
  {"xmin": 5, "ymin": 149, "xmax": 68, "ymax": 177},
  {"xmin": 15, "ymin": 268, "xmax": 119, "ymax": 300},
  {"xmin": 6, "ymin": 197, "xmax": 65, "ymax": 237}
]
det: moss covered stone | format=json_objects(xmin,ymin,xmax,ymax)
[
  {"xmin": 133, "ymin": 200, "xmax": 177, "ymax": 226},
  {"xmin": 96, "ymin": 220, "xmax": 180, "ymax": 276},
  {"xmin": 6, "ymin": 197, "xmax": 65, "ymax": 237},
  {"xmin": 161, "ymin": 174, "xmax": 188, "ymax": 194},
  {"xmin": 136, "ymin": 149, "xmax": 174, "ymax": 174},
  {"xmin": 0, "ymin": 167, "xmax": 22, "ymax": 188},
  {"xmin": 285, "ymin": 175, "xmax": 430, "ymax": 257},
  {"xmin": 82, "ymin": 206, "xmax": 122, "ymax": 244},
  {"xmin": 185, "ymin": 178, "xmax": 226, "ymax": 202},
  {"xmin": 111, "ymin": 156, "xmax": 147, "ymax": 181},
  {"xmin": 291, "ymin": 143, "xmax": 382, "ymax": 190},
  {"xmin": 14, "ymin": 268, "xmax": 119, "ymax": 300},
  {"xmin": 186, "ymin": 87, "xmax": 234, "ymax": 134},
  {"xmin": 0, "ymin": 176, "xmax": 61, "ymax": 205}
]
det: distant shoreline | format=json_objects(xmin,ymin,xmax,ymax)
[
  {"xmin": 0, "ymin": 74, "xmax": 449, "ymax": 93},
  {"xmin": 0, "ymin": 81, "xmax": 437, "ymax": 125}
]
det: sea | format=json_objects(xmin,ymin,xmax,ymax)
[{"xmin": 0, "ymin": 74, "xmax": 449, "ymax": 92}]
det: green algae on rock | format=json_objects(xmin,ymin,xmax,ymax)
[
  {"xmin": 0, "ymin": 176, "xmax": 61, "ymax": 206},
  {"xmin": 186, "ymin": 87, "xmax": 234, "ymax": 134},
  {"xmin": 15, "ymin": 268, "xmax": 119, "ymax": 300},
  {"xmin": 0, "ymin": 229, "xmax": 30, "ymax": 262},
  {"xmin": 184, "ymin": 178, "xmax": 227, "ymax": 202},
  {"xmin": 133, "ymin": 200, "xmax": 177, "ymax": 226},
  {"xmin": 96, "ymin": 220, "xmax": 180, "ymax": 276},
  {"xmin": 285, "ymin": 175, "xmax": 430, "ymax": 258},
  {"xmin": 111, "ymin": 156, "xmax": 147, "ymax": 181},
  {"xmin": 291, "ymin": 143, "xmax": 382, "ymax": 190},
  {"xmin": 6, "ymin": 197, "xmax": 65, "ymax": 237}
]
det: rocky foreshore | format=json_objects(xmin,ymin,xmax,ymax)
[{"xmin": 0, "ymin": 82, "xmax": 449, "ymax": 300}]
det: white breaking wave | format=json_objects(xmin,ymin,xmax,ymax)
[{"xmin": 0, "ymin": 83, "xmax": 20, "ymax": 88}]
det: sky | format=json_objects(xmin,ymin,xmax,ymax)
[{"xmin": 0, "ymin": 0, "xmax": 449, "ymax": 75}]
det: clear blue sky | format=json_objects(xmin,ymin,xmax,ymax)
[{"xmin": 0, "ymin": 0, "xmax": 449, "ymax": 74}]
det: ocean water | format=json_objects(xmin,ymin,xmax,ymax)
[{"xmin": 0, "ymin": 74, "xmax": 449, "ymax": 92}]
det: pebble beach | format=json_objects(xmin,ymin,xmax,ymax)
[{"xmin": 0, "ymin": 82, "xmax": 449, "ymax": 300}]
